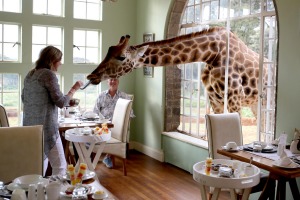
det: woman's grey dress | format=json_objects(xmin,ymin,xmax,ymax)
[{"xmin": 22, "ymin": 68, "xmax": 70, "ymax": 158}]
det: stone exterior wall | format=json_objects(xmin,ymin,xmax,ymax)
[{"xmin": 164, "ymin": 0, "xmax": 187, "ymax": 131}]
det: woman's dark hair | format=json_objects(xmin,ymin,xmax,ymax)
[{"xmin": 33, "ymin": 46, "xmax": 62, "ymax": 72}]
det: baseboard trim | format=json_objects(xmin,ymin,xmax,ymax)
[{"xmin": 129, "ymin": 141, "xmax": 164, "ymax": 162}]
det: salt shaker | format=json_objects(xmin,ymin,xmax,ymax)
[
  {"xmin": 27, "ymin": 184, "xmax": 37, "ymax": 200},
  {"xmin": 37, "ymin": 183, "xmax": 45, "ymax": 200}
]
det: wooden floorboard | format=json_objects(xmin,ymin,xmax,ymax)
[{"xmin": 94, "ymin": 150, "xmax": 232, "ymax": 200}]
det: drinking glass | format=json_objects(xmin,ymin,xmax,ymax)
[
  {"xmin": 253, "ymin": 141, "xmax": 262, "ymax": 154},
  {"xmin": 72, "ymin": 184, "xmax": 88, "ymax": 199}
]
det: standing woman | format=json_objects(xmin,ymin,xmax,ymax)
[{"xmin": 22, "ymin": 46, "xmax": 83, "ymax": 176}]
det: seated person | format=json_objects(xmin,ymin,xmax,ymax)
[{"xmin": 93, "ymin": 78, "xmax": 135, "ymax": 168}]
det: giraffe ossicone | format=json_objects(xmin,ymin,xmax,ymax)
[{"xmin": 87, "ymin": 26, "xmax": 266, "ymax": 115}]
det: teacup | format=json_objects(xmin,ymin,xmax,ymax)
[
  {"xmin": 226, "ymin": 141, "xmax": 238, "ymax": 150},
  {"xmin": 45, "ymin": 181, "xmax": 61, "ymax": 200}
]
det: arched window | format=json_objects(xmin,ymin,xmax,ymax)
[{"xmin": 165, "ymin": 0, "xmax": 277, "ymax": 144}]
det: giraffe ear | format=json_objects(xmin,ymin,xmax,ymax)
[{"xmin": 137, "ymin": 45, "xmax": 148, "ymax": 57}]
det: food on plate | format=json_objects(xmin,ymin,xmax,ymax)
[
  {"xmin": 205, "ymin": 157, "xmax": 212, "ymax": 175},
  {"xmin": 93, "ymin": 124, "xmax": 109, "ymax": 135},
  {"xmin": 93, "ymin": 126, "xmax": 102, "ymax": 135},
  {"xmin": 67, "ymin": 164, "xmax": 76, "ymax": 185},
  {"xmin": 93, "ymin": 190, "xmax": 106, "ymax": 199},
  {"xmin": 101, "ymin": 123, "xmax": 109, "ymax": 133},
  {"xmin": 65, "ymin": 186, "xmax": 75, "ymax": 195},
  {"xmin": 75, "ymin": 163, "xmax": 87, "ymax": 184}
]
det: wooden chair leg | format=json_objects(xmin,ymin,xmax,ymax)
[{"xmin": 123, "ymin": 158, "xmax": 127, "ymax": 176}]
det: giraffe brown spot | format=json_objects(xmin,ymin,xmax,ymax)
[
  {"xmin": 175, "ymin": 43, "xmax": 184, "ymax": 51},
  {"xmin": 202, "ymin": 52, "xmax": 211, "ymax": 62},
  {"xmin": 183, "ymin": 41, "xmax": 194, "ymax": 46},
  {"xmin": 210, "ymin": 42, "xmax": 218, "ymax": 52},
  {"xmin": 161, "ymin": 47, "xmax": 171, "ymax": 54},
  {"xmin": 151, "ymin": 49, "xmax": 159, "ymax": 54},
  {"xmin": 191, "ymin": 44, "xmax": 198, "ymax": 49},
  {"xmin": 244, "ymin": 87, "xmax": 251, "ymax": 95},
  {"xmin": 158, "ymin": 52, "xmax": 164, "ymax": 56},
  {"xmin": 171, "ymin": 50, "xmax": 179, "ymax": 56},
  {"xmin": 190, "ymin": 49, "xmax": 200, "ymax": 62},
  {"xmin": 180, "ymin": 54, "xmax": 188, "ymax": 62},
  {"xmin": 211, "ymin": 54, "xmax": 221, "ymax": 66},
  {"xmin": 246, "ymin": 68, "xmax": 254, "ymax": 77},
  {"xmin": 212, "ymin": 68, "xmax": 221, "ymax": 78},
  {"xmin": 241, "ymin": 74, "xmax": 248, "ymax": 86},
  {"xmin": 232, "ymin": 80, "xmax": 238, "ymax": 89},
  {"xmin": 232, "ymin": 72, "xmax": 239, "ymax": 79},
  {"xmin": 183, "ymin": 48, "xmax": 191, "ymax": 53},
  {"xmin": 162, "ymin": 55, "xmax": 172, "ymax": 65},
  {"xmin": 151, "ymin": 55, "xmax": 159, "ymax": 65},
  {"xmin": 174, "ymin": 57, "xmax": 181, "ymax": 64},
  {"xmin": 250, "ymin": 78, "xmax": 256, "ymax": 88},
  {"xmin": 199, "ymin": 42, "xmax": 209, "ymax": 51},
  {"xmin": 143, "ymin": 57, "xmax": 150, "ymax": 64},
  {"xmin": 195, "ymin": 37, "xmax": 207, "ymax": 44}
]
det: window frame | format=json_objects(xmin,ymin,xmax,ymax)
[
  {"xmin": 0, "ymin": 22, "xmax": 21, "ymax": 63},
  {"xmin": 173, "ymin": 0, "xmax": 278, "ymax": 144},
  {"xmin": 73, "ymin": 28, "xmax": 101, "ymax": 64},
  {"xmin": 32, "ymin": 25, "xmax": 64, "ymax": 63}
]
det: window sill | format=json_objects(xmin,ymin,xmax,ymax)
[{"xmin": 162, "ymin": 131, "xmax": 208, "ymax": 149}]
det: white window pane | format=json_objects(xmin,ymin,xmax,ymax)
[
  {"xmin": 74, "ymin": 2, "xmax": 86, "ymax": 19},
  {"xmin": 86, "ymin": 31, "xmax": 98, "ymax": 47},
  {"xmin": 0, "ymin": 45, "xmax": 2, "ymax": 60},
  {"xmin": 4, "ymin": 0, "xmax": 20, "ymax": 13},
  {"xmin": 0, "ymin": 25, "xmax": 2, "ymax": 42},
  {"xmin": 88, "ymin": 0, "xmax": 99, "ymax": 3},
  {"xmin": 73, "ymin": 48, "xmax": 86, "ymax": 63},
  {"xmin": 33, "ymin": 0, "xmax": 47, "ymax": 14},
  {"xmin": 48, "ymin": 27, "xmax": 62, "ymax": 45},
  {"xmin": 3, "ymin": 25, "xmax": 18, "ymax": 42},
  {"xmin": 87, "ymin": 3, "xmax": 99, "ymax": 20},
  {"xmin": 3, "ymin": 43, "xmax": 18, "ymax": 61},
  {"xmin": 74, "ymin": 30, "xmax": 86, "ymax": 46},
  {"xmin": 32, "ymin": 26, "xmax": 47, "ymax": 44},
  {"xmin": 32, "ymin": 44, "xmax": 46, "ymax": 62},
  {"xmin": 86, "ymin": 47, "xmax": 98, "ymax": 63},
  {"xmin": 48, "ymin": 0, "xmax": 62, "ymax": 16}
]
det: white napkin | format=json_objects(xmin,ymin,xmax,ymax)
[{"xmin": 278, "ymin": 156, "xmax": 292, "ymax": 166}]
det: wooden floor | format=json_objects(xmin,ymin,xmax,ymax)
[{"xmin": 95, "ymin": 150, "xmax": 232, "ymax": 200}]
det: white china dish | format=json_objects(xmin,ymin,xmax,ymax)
[
  {"xmin": 13, "ymin": 175, "xmax": 44, "ymax": 189},
  {"xmin": 60, "ymin": 184, "xmax": 92, "ymax": 198},
  {"xmin": 92, "ymin": 191, "xmax": 108, "ymax": 199},
  {"xmin": 62, "ymin": 170, "xmax": 96, "ymax": 181},
  {"xmin": 273, "ymin": 160, "xmax": 300, "ymax": 169},
  {"xmin": 221, "ymin": 146, "xmax": 240, "ymax": 152},
  {"xmin": 8, "ymin": 178, "xmax": 48, "ymax": 191}
]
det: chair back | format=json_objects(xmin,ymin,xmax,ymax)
[
  {"xmin": 206, "ymin": 112, "xmax": 243, "ymax": 159},
  {"xmin": 111, "ymin": 98, "xmax": 133, "ymax": 142},
  {"xmin": 0, "ymin": 125, "xmax": 44, "ymax": 183},
  {"xmin": 0, "ymin": 104, "xmax": 9, "ymax": 127}
]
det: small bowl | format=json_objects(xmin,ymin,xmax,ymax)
[
  {"xmin": 92, "ymin": 190, "xmax": 107, "ymax": 199},
  {"xmin": 14, "ymin": 175, "xmax": 43, "ymax": 189}
]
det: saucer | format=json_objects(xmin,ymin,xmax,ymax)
[{"xmin": 92, "ymin": 192, "xmax": 108, "ymax": 199}]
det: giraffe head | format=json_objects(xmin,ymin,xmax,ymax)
[{"xmin": 83, "ymin": 35, "xmax": 148, "ymax": 88}]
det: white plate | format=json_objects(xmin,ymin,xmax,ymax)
[
  {"xmin": 62, "ymin": 170, "xmax": 96, "ymax": 181},
  {"xmin": 92, "ymin": 192, "xmax": 108, "ymax": 199},
  {"xmin": 7, "ymin": 182, "xmax": 23, "ymax": 191},
  {"xmin": 272, "ymin": 160, "xmax": 300, "ymax": 169},
  {"xmin": 221, "ymin": 146, "xmax": 241, "ymax": 152},
  {"xmin": 11, "ymin": 176, "xmax": 48, "ymax": 190},
  {"xmin": 60, "ymin": 184, "xmax": 92, "ymax": 198}
]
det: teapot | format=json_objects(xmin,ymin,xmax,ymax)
[{"xmin": 290, "ymin": 128, "xmax": 300, "ymax": 154}]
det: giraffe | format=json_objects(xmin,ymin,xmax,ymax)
[{"xmin": 85, "ymin": 27, "xmax": 267, "ymax": 115}]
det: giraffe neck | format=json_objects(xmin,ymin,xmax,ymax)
[{"xmin": 132, "ymin": 27, "xmax": 228, "ymax": 69}]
